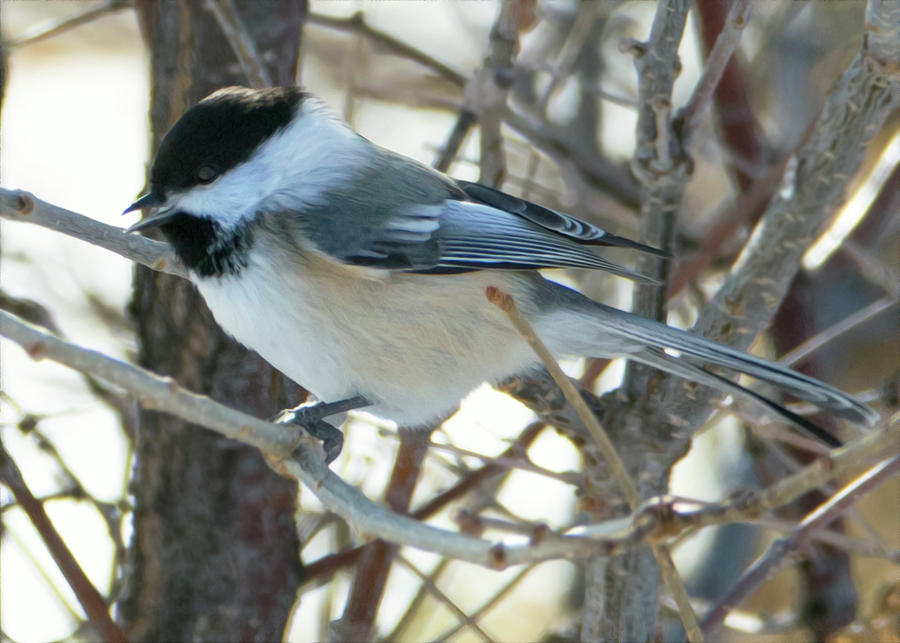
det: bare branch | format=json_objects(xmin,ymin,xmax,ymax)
[
  {"xmin": 659, "ymin": 0, "xmax": 900, "ymax": 432},
  {"xmin": 675, "ymin": 0, "xmax": 752, "ymax": 149},
  {"xmin": 0, "ymin": 309, "xmax": 600, "ymax": 567},
  {"xmin": 622, "ymin": 0, "xmax": 691, "ymax": 400},
  {"xmin": 570, "ymin": 418, "xmax": 899, "ymax": 546},
  {"xmin": 486, "ymin": 286, "xmax": 640, "ymax": 507},
  {"xmin": 382, "ymin": 559, "xmax": 451, "ymax": 641},
  {"xmin": 8, "ymin": 0, "xmax": 133, "ymax": 49},
  {"xmin": 204, "ymin": 0, "xmax": 273, "ymax": 88},
  {"xmin": 396, "ymin": 554, "xmax": 495, "ymax": 642},
  {"xmin": 588, "ymin": 2, "xmax": 696, "ymax": 641},
  {"xmin": 700, "ymin": 456, "xmax": 900, "ymax": 637},
  {"xmin": 307, "ymin": 11, "xmax": 467, "ymax": 87},
  {"xmin": 0, "ymin": 188, "xmax": 186, "ymax": 278},
  {"xmin": 0, "ymin": 310, "xmax": 298, "ymax": 454},
  {"xmin": 432, "ymin": 565, "xmax": 536, "ymax": 642},
  {"xmin": 779, "ymin": 296, "xmax": 897, "ymax": 367},
  {"xmin": 337, "ymin": 430, "xmax": 430, "ymax": 640},
  {"xmin": 475, "ymin": 0, "xmax": 530, "ymax": 187},
  {"xmin": 485, "ymin": 285, "xmax": 703, "ymax": 643},
  {"xmin": 0, "ymin": 439, "xmax": 127, "ymax": 643}
]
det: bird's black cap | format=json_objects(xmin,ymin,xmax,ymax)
[{"xmin": 148, "ymin": 86, "xmax": 307, "ymax": 193}]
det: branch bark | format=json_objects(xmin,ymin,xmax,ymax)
[{"xmin": 583, "ymin": 2, "xmax": 692, "ymax": 640}]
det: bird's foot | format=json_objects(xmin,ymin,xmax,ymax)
[{"xmin": 272, "ymin": 396, "xmax": 369, "ymax": 464}]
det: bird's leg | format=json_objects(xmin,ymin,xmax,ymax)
[{"xmin": 272, "ymin": 396, "xmax": 370, "ymax": 464}]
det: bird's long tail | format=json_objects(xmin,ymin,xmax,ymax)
[
  {"xmin": 632, "ymin": 348, "xmax": 847, "ymax": 446},
  {"xmin": 541, "ymin": 292, "xmax": 879, "ymax": 439}
]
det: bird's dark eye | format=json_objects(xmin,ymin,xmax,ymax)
[{"xmin": 196, "ymin": 164, "xmax": 220, "ymax": 184}]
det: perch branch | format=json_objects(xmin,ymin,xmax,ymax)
[{"xmin": 0, "ymin": 309, "xmax": 606, "ymax": 568}]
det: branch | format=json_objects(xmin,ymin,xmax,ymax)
[
  {"xmin": 306, "ymin": 11, "xmax": 467, "ymax": 87},
  {"xmin": 205, "ymin": 0, "xmax": 273, "ymax": 88},
  {"xmin": 700, "ymin": 455, "xmax": 900, "ymax": 636},
  {"xmin": 658, "ymin": 0, "xmax": 900, "ymax": 432},
  {"xmin": 486, "ymin": 287, "xmax": 639, "ymax": 508},
  {"xmin": 0, "ymin": 309, "xmax": 602, "ymax": 568},
  {"xmin": 335, "ymin": 430, "xmax": 430, "ymax": 641},
  {"xmin": 622, "ymin": 0, "xmax": 691, "ymax": 401},
  {"xmin": 674, "ymin": 0, "xmax": 752, "ymax": 150},
  {"xmin": 2, "ymin": 306, "xmax": 895, "ymax": 591},
  {"xmin": 574, "ymin": 418, "xmax": 899, "ymax": 546},
  {"xmin": 474, "ymin": 0, "xmax": 530, "ymax": 187},
  {"xmin": 0, "ymin": 188, "xmax": 186, "ymax": 278},
  {"xmin": 485, "ymin": 286, "xmax": 703, "ymax": 643},
  {"xmin": 694, "ymin": 0, "xmax": 766, "ymax": 188},
  {"xmin": 301, "ymin": 422, "xmax": 546, "ymax": 587},
  {"xmin": 0, "ymin": 439, "xmax": 127, "ymax": 643},
  {"xmin": 7, "ymin": 0, "xmax": 133, "ymax": 49},
  {"xmin": 778, "ymin": 296, "xmax": 898, "ymax": 367},
  {"xmin": 0, "ymin": 310, "xmax": 298, "ymax": 454}
]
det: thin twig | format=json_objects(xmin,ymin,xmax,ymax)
[
  {"xmin": 675, "ymin": 0, "xmax": 752, "ymax": 149},
  {"xmin": 700, "ymin": 456, "xmax": 900, "ymax": 636},
  {"xmin": 426, "ymin": 439, "xmax": 581, "ymax": 487},
  {"xmin": 484, "ymin": 286, "xmax": 704, "ymax": 643},
  {"xmin": 382, "ymin": 559, "xmax": 451, "ymax": 641},
  {"xmin": 778, "ymin": 296, "xmax": 898, "ymax": 367},
  {"xmin": 307, "ymin": 11, "xmax": 466, "ymax": 87},
  {"xmin": 300, "ymin": 423, "xmax": 546, "ymax": 587},
  {"xmin": 695, "ymin": 0, "xmax": 766, "ymax": 188},
  {"xmin": 8, "ymin": 0, "xmax": 133, "ymax": 49},
  {"xmin": 396, "ymin": 554, "xmax": 495, "ymax": 642},
  {"xmin": 433, "ymin": 566, "xmax": 537, "ymax": 643},
  {"xmin": 0, "ymin": 439, "xmax": 127, "ymax": 643},
  {"xmin": 485, "ymin": 286, "xmax": 640, "ymax": 507},
  {"xmin": 204, "ymin": 0, "xmax": 272, "ymax": 88},
  {"xmin": 336, "ymin": 430, "xmax": 430, "ymax": 640}
]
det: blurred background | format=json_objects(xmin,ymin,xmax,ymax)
[{"xmin": 0, "ymin": 1, "xmax": 897, "ymax": 641}]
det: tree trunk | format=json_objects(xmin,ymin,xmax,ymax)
[{"xmin": 119, "ymin": 2, "xmax": 307, "ymax": 640}]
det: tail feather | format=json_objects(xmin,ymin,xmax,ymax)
[
  {"xmin": 555, "ymin": 299, "xmax": 880, "ymax": 428},
  {"xmin": 634, "ymin": 349, "xmax": 843, "ymax": 447}
]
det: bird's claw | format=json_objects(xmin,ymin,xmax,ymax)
[{"xmin": 271, "ymin": 396, "xmax": 369, "ymax": 464}]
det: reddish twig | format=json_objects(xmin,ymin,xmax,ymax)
[
  {"xmin": 334, "ymin": 429, "xmax": 430, "ymax": 640},
  {"xmin": 0, "ymin": 439, "xmax": 128, "ymax": 643},
  {"xmin": 695, "ymin": 0, "xmax": 766, "ymax": 188}
]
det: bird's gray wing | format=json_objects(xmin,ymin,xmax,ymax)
[
  {"xmin": 294, "ymin": 192, "xmax": 655, "ymax": 281},
  {"xmin": 457, "ymin": 180, "xmax": 667, "ymax": 257},
  {"xmin": 286, "ymin": 154, "xmax": 657, "ymax": 281},
  {"xmin": 411, "ymin": 199, "xmax": 657, "ymax": 282}
]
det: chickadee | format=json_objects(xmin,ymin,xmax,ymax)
[{"xmin": 125, "ymin": 86, "xmax": 877, "ymax": 460}]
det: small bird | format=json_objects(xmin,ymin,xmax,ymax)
[{"xmin": 126, "ymin": 86, "xmax": 877, "ymax": 461}]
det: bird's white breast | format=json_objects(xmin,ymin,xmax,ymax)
[{"xmin": 194, "ymin": 245, "xmax": 541, "ymax": 426}]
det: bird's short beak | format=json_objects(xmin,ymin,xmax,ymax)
[
  {"xmin": 124, "ymin": 191, "xmax": 165, "ymax": 214},
  {"xmin": 123, "ymin": 191, "xmax": 179, "ymax": 233}
]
